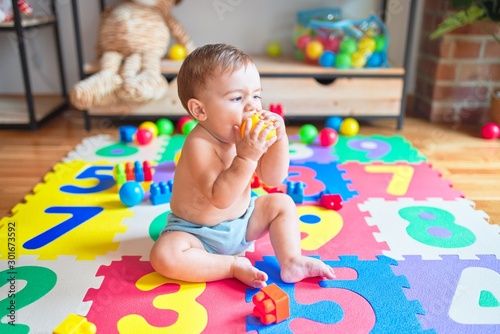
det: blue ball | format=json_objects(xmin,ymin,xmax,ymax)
[
  {"xmin": 325, "ymin": 116, "xmax": 343, "ymax": 132},
  {"xmin": 366, "ymin": 52, "xmax": 383, "ymax": 68},
  {"xmin": 319, "ymin": 51, "xmax": 336, "ymax": 67},
  {"xmin": 119, "ymin": 181, "xmax": 145, "ymax": 207}
]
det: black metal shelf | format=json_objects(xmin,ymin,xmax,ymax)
[{"xmin": 0, "ymin": 0, "xmax": 68, "ymax": 130}]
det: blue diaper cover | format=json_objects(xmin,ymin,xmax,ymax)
[{"xmin": 161, "ymin": 197, "xmax": 256, "ymax": 255}]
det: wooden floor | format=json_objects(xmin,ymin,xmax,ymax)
[{"xmin": 0, "ymin": 109, "xmax": 499, "ymax": 226}]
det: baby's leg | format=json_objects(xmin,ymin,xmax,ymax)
[
  {"xmin": 247, "ymin": 193, "xmax": 336, "ymax": 283},
  {"xmin": 150, "ymin": 231, "xmax": 267, "ymax": 288}
]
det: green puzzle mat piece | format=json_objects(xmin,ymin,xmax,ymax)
[{"xmin": 333, "ymin": 135, "xmax": 426, "ymax": 163}]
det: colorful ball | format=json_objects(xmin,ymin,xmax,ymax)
[
  {"xmin": 358, "ymin": 36, "xmax": 376, "ymax": 53},
  {"xmin": 481, "ymin": 122, "xmax": 500, "ymax": 139},
  {"xmin": 374, "ymin": 35, "xmax": 387, "ymax": 52},
  {"xmin": 266, "ymin": 41, "xmax": 282, "ymax": 57},
  {"xmin": 182, "ymin": 119, "xmax": 197, "ymax": 135},
  {"xmin": 135, "ymin": 129, "xmax": 153, "ymax": 145},
  {"xmin": 169, "ymin": 44, "xmax": 187, "ymax": 60},
  {"xmin": 119, "ymin": 181, "xmax": 145, "ymax": 207},
  {"xmin": 305, "ymin": 40, "xmax": 324, "ymax": 60},
  {"xmin": 335, "ymin": 52, "xmax": 351, "ymax": 69},
  {"xmin": 351, "ymin": 51, "xmax": 367, "ymax": 69},
  {"xmin": 296, "ymin": 34, "xmax": 312, "ymax": 50},
  {"xmin": 319, "ymin": 51, "xmax": 336, "ymax": 67},
  {"xmin": 177, "ymin": 116, "xmax": 193, "ymax": 132},
  {"xmin": 325, "ymin": 116, "xmax": 343, "ymax": 132},
  {"xmin": 339, "ymin": 38, "xmax": 357, "ymax": 54},
  {"xmin": 139, "ymin": 121, "xmax": 158, "ymax": 137},
  {"xmin": 366, "ymin": 52, "xmax": 383, "ymax": 68},
  {"xmin": 319, "ymin": 128, "xmax": 339, "ymax": 147},
  {"xmin": 339, "ymin": 118, "xmax": 359, "ymax": 136},
  {"xmin": 299, "ymin": 124, "xmax": 319, "ymax": 144},
  {"xmin": 156, "ymin": 118, "xmax": 174, "ymax": 136},
  {"xmin": 319, "ymin": 36, "xmax": 341, "ymax": 53}
]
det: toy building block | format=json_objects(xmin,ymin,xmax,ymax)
[
  {"xmin": 269, "ymin": 103, "xmax": 284, "ymax": 118},
  {"xmin": 134, "ymin": 161, "xmax": 144, "ymax": 182},
  {"xmin": 150, "ymin": 180, "xmax": 173, "ymax": 205},
  {"xmin": 286, "ymin": 181, "xmax": 305, "ymax": 204},
  {"xmin": 252, "ymin": 283, "xmax": 290, "ymax": 325},
  {"xmin": 119, "ymin": 125, "xmax": 137, "ymax": 143},
  {"xmin": 125, "ymin": 162, "xmax": 135, "ymax": 181},
  {"xmin": 143, "ymin": 161, "xmax": 153, "ymax": 181},
  {"xmin": 320, "ymin": 193, "xmax": 343, "ymax": 211},
  {"xmin": 53, "ymin": 314, "xmax": 96, "ymax": 334},
  {"xmin": 251, "ymin": 174, "xmax": 261, "ymax": 188},
  {"xmin": 114, "ymin": 163, "xmax": 127, "ymax": 187}
]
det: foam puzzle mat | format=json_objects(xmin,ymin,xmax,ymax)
[{"xmin": 1, "ymin": 131, "xmax": 500, "ymax": 333}]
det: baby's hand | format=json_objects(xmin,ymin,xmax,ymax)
[
  {"xmin": 235, "ymin": 115, "xmax": 277, "ymax": 162},
  {"xmin": 258, "ymin": 110, "xmax": 286, "ymax": 141}
]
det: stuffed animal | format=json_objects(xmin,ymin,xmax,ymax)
[
  {"xmin": 0, "ymin": 0, "xmax": 32, "ymax": 23},
  {"xmin": 69, "ymin": 0, "xmax": 195, "ymax": 110}
]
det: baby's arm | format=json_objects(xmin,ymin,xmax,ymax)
[
  {"xmin": 256, "ymin": 112, "xmax": 289, "ymax": 186},
  {"xmin": 182, "ymin": 130, "xmax": 265, "ymax": 209}
]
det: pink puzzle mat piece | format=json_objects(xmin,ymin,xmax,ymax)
[
  {"xmin": 246, "ymin": 199, "xmax": 388, "ymax": 261},
  {"xmin": 341, "ymin": 162, "xmax": 464, "ymax": 200}
]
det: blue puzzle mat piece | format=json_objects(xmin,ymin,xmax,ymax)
[
  {"xmin": 245, "ymin": 256, "xmax": 343, "ymax": 334},
  {"xmin": 289, "ymin": 161, "xmax": 358, "ymax": 202},
  {"xmin": 320, "ymin": 255, "xmax": 435, "ymax": 334}
]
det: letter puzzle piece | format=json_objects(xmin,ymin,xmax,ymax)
[
  {"xmin": 252, "ymin": 283, "xmax": 290, "ymax": 325},
  {"xmin": 53, "ymin": 314, "xmax": 96, "ymax": 334}
]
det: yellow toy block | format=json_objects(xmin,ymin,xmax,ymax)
[{"xmin": 53, "ymin": 314, "xmax": 96, "ymax": 334}]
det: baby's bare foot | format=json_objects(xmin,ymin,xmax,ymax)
[
  {"xmin": 280, "ymin": 256, "xmax": 335, "ymax": 283},
  {"xmin": 232, "ymin": 256, "xmax": 268, "ymax": 288}
]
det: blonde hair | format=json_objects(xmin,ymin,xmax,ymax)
[{"xmin": 177, "ymin": 43, "xmax": 254, "ymax": 113}]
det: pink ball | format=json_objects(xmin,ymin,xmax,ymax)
[
  {"xmin": 318, "ymin": 36, "xmax": 341, "ymax": 53},
  {"xmin": 319, "ymin": 128, "xmax": 339, "ymax": 147},
  {"xmin": 177, "ymin": 116, "xmax": 193, "ymax": 132},
  {"xmin": 136, "ymin": 129, "xmax": 153, "ymax": 145},
  {"xmin": 481, "ymin": 122, "xmax": 500, "ymax": 139}
]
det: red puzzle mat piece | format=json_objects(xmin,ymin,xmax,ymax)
[{"xmin": 247, "ymin": 199, "xmax": 388, "ymax": 261}]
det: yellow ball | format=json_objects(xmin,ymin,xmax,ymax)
[
  {"xmin": 139, "ymin": 121, "xmax": 158, "ymax": 137},
  {"xmin": 358, "ymin": 36, "xmax": 376, "ymax": 54},
  {"xmin": 266, "ymin": 41, "xmax": 282, "ymax": 57},
  {"xmin": 305, "ymin": 41, "xmax": 324, "ymax": 60},
  {"xmin": 241, "ymin": 114, "xmax": 276, "ymax": 140},
  {"xmin": 169, "ymin": 44, "xmax": 187, "ymax": 61},
  {"xmin": 340, "ymin": 118, "xmax": 359, "ymax": 136},
  {"xmin": 351, "ymin": 51, "xmax": 367, "ymax": 69}
]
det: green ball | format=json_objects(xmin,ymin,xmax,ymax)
[
  {"xmin": 182, "ymin": 119, "xmax": 197, "ymax": 135},
  {"xmin": 375, "ymin": 35, "xmax": 387, "ymax": 52},
  {"xmin": 299, "ymin": 124, "xmax": 318, "ymax": 144},
  {"xmin": 156, "ymin": 118, "xmax": 174, "ymax": 135},
  {"xmin": 339, "ymin": 38, "xmax": 357, "ymax": 54},
  {"xmin": 335, "ymin": 52, "xmax": 352, "ymax": 69}
]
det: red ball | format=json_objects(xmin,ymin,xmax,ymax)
[
  {"xmin": 136, "ymin": 129, "xmax": 153, "ymax": 145},
  {"xmin": 296, "ymin": 34, "xmax": 312, "ymax": 50},
  {"xmin": 177, "ymin": 116, "xmax": 193, "ymax": 132},
  {"xmin": 481, "ymin": 122, "xmax": 500, "ymax": 139},
  {"xmin": 319, "ymin": 128, "xmax": 339, "ymax": 147}
]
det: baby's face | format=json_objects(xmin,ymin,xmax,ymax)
[{"xmin": 200, "ymin": 63, "xmax": 262, "ymax": 141}]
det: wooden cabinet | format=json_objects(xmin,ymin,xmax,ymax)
[{"xmin": 72, "ymin": 0, "xmax": 416, "ymax": 130}]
